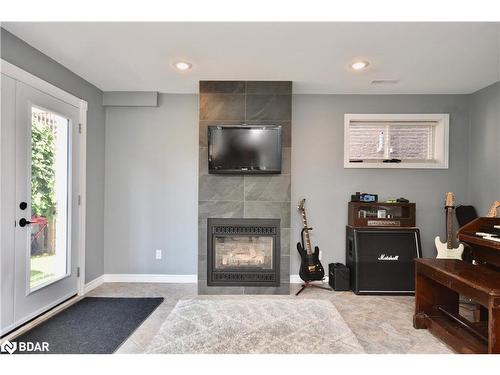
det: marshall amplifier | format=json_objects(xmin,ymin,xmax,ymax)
[{"xmin": 346, "ymin": 226, "xmax": 422, "ymax": 295}]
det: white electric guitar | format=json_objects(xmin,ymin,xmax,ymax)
[{"xmin": 435, "ymin": 192, "xmax": 464, "ymax": 260}]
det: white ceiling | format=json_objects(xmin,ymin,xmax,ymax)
[{"xmin": 3, "ymin": 22, "xmax": 499, "ymax": 94}]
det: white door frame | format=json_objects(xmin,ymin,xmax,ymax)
[{"xmin": 1, "ymin": 59, "xmax": 88, "ymax": 297}]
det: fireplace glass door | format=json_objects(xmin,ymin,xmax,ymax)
[{"xmin": 214, "ymin": 236, "xmax": 273, "ymax": 270}]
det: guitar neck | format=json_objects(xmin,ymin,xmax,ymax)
[
  {"xmin": 301, "ymin": 211, "xmax": 313, "ymax": 255},
  {"xmin": 446, "ymin": 207, "xmax": 453, "ymax": 249},
  {"xmin": 487, "ymin": 202, "xmax": 500, "ymax": 217}
]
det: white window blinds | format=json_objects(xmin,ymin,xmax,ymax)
[{"xmin": 348, "ymin": 121, "xmax": 435, "ymax": 161}]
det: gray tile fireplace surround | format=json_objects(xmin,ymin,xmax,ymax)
[{"xmin": 198, "ymin": 81, "xmax": 292, "ymax": 295}]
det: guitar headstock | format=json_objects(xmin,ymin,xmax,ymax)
[
  {"xmin": 445, "ymin": 192, "xmax": 455, "ymax": 208},
  {"xmin": 298, "ymin": 198, "xmax": 306, "ymax": 212},
  {"xmin": 487, "ymin": 201, "xmax": 500, "ymax": 217}
]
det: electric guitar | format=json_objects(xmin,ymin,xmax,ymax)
[
  {"xmin": 486, "ymin": 201, "xmax": 500, "ymax": 217},
  {"xmin": 297, "ymin": 199, "xmax": 325, "ymax": 281},
  {"xmin": 435, "ymin": 192, "xmax": 464, "ymax": 260}
]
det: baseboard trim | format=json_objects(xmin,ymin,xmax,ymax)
[
  {"xmin": 290, "ymin": 275, "xmax": 329, "ymax": 284},
  {"xmin": 290, "ymin": 275, "xmax": 302, "ymax": 284},
  {"xmin": 83, "ymin": 274, "xmax": 197, "ymax": 293},
  {"xmin": 105, "ymin": 274, "xmax": 197, "ymax": 284},
  {"xmin": 83, "ymin": 275, "xmax": 106, "ymax": 294},
  {"xmin": 83, "ymin": 274, "xmax": 326, "ymax": 289}
]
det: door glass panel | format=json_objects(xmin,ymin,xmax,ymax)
[{"xmin": 30, "ymin": 107, "xmax": 70, "ymax": 291}]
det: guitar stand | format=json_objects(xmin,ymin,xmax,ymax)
[{"xmin": 295, "ymin": 281, "xmax": 333, "ymax": 296}]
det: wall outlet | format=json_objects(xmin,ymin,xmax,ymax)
[
  {"xmin": 319, "ymin": 250, "xmax": 322, "ymax": 260},
  {"xmin": 155, "ymin": 249, "xmax": 162, "ymax": 260}
]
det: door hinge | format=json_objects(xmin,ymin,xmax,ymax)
[
  {"xmin": 78, "ymin": 195, "xmax": 81, "ymax": 205},
  {"xmin": 77, "ymin": 267, "xmax": 81, "ymax": 278},
  {"xmin": 78, "ymin": 123, "xmax": 82, "ymax": 134}
]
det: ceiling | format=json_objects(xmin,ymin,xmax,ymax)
[{"xmin": 3, "ymin": 22, "xmax": 499, "ymax": 94}]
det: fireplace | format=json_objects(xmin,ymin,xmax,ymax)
[{"xmin": 207, "ymin": 218, "xmax": 280, "ymax": 286}]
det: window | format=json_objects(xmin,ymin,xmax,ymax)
[
  {"xmin": 344, "ymin": 114, "xmax": 449, "ymax": 169},
  {"xmin": 30, "ymin": 107, "xmax": 70, "ymax": 291}
]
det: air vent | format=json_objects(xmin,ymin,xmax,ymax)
[{"xmin": 371, "ymin": 79, "xmax": 400, "ymax": 85}]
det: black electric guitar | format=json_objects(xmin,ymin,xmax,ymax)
[{"xmin": 297, "ymin": 199, "xmax": 325, "ymax": 281}]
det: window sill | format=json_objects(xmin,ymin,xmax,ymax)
[{"xmin": 344, "ymin": 160, "xmax": 449, "ymax": 169}]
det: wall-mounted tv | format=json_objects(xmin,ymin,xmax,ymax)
[{"xmin": 208, "ymin": 125, "xmax": 282, "ymax": 174}]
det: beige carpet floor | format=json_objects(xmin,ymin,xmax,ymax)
[
  {"xmin": 145, "ymin": 298, "xmax": 365, "ymax": 354},
  {"xmin": 88, "ymin": 283, "xmax": 453, "ymax": 354}
]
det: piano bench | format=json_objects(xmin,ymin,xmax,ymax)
[{"xmin": 413, "ymin": 258, "xmax": 500, "ymax": 354}]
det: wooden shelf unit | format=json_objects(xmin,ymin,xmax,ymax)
[{"xmin": 348, "ymin": 202, "xmax": 416, "ymax": 228}]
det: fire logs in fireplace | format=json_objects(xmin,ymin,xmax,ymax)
[{"xmin": 207, "ymin": 218, "xmax": 280, "ymax": 286}]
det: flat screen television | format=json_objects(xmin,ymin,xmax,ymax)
[{"xmin": 208, "ymin": 125, "xmax": 282, "ymax": 174}]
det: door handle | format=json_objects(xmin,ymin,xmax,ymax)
[{"xmin": 19, "ymin": 218, "xmax": 32, "ymax": 227}]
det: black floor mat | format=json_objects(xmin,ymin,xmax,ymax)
[{"xmin": 12, "ymin": 297, "xmax": 164, "ymax": 354}]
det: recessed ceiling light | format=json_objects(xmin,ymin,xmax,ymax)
[
  {"xmin": 173, "ymin": 61, "xmax": 192, "ymax": 71},
  {"xmin": 351, "ymin": 61, "xmax": 369, "ymax": 71}
]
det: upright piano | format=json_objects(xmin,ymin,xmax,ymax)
[
  {"xmin": 414, "ymin": 217, "xmax": 500, "ymax": 354},
  {"xmin": 458, "ymin": 217, "xmax": 500, "ymax": 268}
]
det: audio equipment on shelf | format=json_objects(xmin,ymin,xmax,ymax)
[
  {"xmin": 350, "ymin": 192, "xmax": 378, "ymax": 203},
  {"xmin": 346, "ymin": 226, "xmax": 422, "ymax": 295},
  {"xmin": 328, "ymin": 263, "xmax": 350, "ymax": 291},
  {"xmin": 348, "ymin": 202, "xmax": 416, "ymax": 227}
]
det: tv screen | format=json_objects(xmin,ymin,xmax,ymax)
[{"xmin": 208, "ymin": 125, "xmax": 282, "ymax": 174}]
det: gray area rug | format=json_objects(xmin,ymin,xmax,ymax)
[{"xmin": 145, "ymin": 298, "xmax": 365, "ymax": 354}]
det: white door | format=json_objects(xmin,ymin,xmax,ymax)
[{"xmin": 1, "ymin": 75, "xmax": 82, "ymax": 333}]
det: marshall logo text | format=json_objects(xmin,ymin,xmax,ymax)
[{"xmin": 377, "ymin": 254, "xmax": 399, "ymax": 261}]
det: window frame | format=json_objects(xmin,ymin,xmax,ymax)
[{"xmin": 343, "ymin": 113, "xmax": 449, "ymax": 169}]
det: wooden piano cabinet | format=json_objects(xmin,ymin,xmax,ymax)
[
  {"xmin": 491, "ymin": 302, "xmax": 500, "ymax": 353},
  {"xmin": 458, "ymin": 216, "xmax": 500, "ymax": 353},
  {"xmin": 414, "ymin": 217, "xmax": 500, "ymax": 353},
  {"xmin": 413, "ymin": 270, "xmax": 459, "ymax": 329},
  {"xmin": 457, "ymin": 217, "xmax": 500, "ymax": 268},
  {"xmin": 414, "ymin": 258, "xmax": 500, "ymax": 354},
  {"xmin": 474, "ymin": 306, "xmax": 489, "ymax": 323}
]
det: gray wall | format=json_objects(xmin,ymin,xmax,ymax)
[
  {"xmin": 104, "ymin": 94, "xmax": 198, "ymax": 274},
  {"xmin": 198, "ymin": 81, "xmax": 291, "ymax": 294},
  {"xmin": 291, "ymin": 94, "xmax": 471, "ymax": 272},
  {"xmin": 468, "ymin": 82, "xmax": 500, "ymax": 215},
  {"xmin": 1, "ymin": 28, "xmax": 106, "ymax": 283},
  {"xmin": 93, "ymin": 90, "xmax": 478, "ymax": 279}
]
